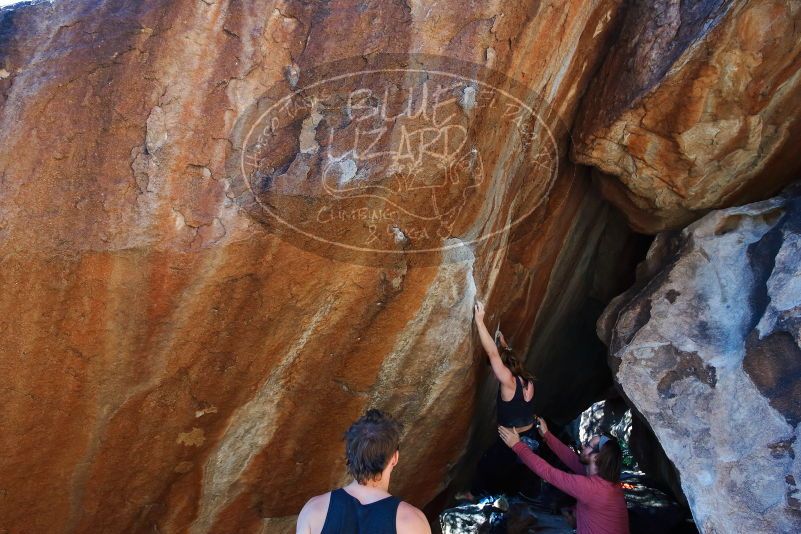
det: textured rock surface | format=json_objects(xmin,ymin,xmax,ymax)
[
  {"xmin": 573, "ymin": 1, "xmax": 801, "ymax": 233},
  {"xmin": 0, "ymin": 0, "xmax": 631, "ymax": 532},
  {"xmin": 599, "ymin": 184, "xmax": 801, "ymax": 532}
]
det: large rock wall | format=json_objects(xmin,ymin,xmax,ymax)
[
  {"xmin": 599, "ymin": 184, "xmax": 801, "ymax": 532},
  {"xmin": 0, "ymin": 1, "xmax": 630, "ymax": 532},
  {"xmin": 3, "ymin": 0, "xmax": 800, "ymax": 531},
  {"xmin": 573, "ymin": 0, "xmax": 801, "ymax": 233}
]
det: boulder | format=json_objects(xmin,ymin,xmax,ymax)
[
  {"xmin": 3, "ymin": 0, "xmax": 798, "ymax": 531},
  {"xmin": 600, "ymin": 184, "xmax": 801, "ymax": 532},
  {"xmin": 573, "ymin": 1, "xmax": 801, "ymax": 233},
  {"xmin": 0, "ymin": 0, "xmax": 632, "ymax": 532}
]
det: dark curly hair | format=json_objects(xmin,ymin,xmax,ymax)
[{"xmin": 344, "ymin": 409, "xmax": 403, "ymax": 484}]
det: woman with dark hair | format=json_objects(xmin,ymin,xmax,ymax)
[
  {"xmin": 499, "ymin": 418, "xmax": 630, "ymax": 534},
  {"xmin": 465, "ymin": 301, "xmax": 540, "ymax": 498}
]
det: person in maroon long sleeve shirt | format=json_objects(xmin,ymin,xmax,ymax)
[{"xmin": 499, "ymin": 418, "xmax": 630, "ymax": 534}]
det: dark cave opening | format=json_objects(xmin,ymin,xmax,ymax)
[{"xmin": 424, "ymin": 209, "xmax": 700, "ymax": 532}]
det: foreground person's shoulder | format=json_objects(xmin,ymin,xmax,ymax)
[
  {"xmin": 296, "ymin": 492, "xmax": 331, "ymax": 533},
  {"xmin": 396, "ymin": 501, "xmax": 431, "ymax": 534},
  {"xmin": 302, "ymin": 491, "xmax": 331, "ymax": 513}
]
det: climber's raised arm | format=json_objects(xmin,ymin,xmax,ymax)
[{"xmin": 473, "ymin": 301, "xmax": 515, "ymax": 389}]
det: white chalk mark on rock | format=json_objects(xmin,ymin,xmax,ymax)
[{"xmin": 190, "ymin": 297, "xmax": 335, "ymax": 534}]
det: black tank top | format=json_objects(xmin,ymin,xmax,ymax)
[
  {"xmin": 320, "ymin": 488, "xmax": 401, "ymax": 534},
  {"xmin": 497, "ymin": 375, "xmax": 534, "ymax": 427}
]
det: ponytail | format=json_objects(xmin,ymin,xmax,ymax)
[
  {"xmin": 500, "ymin": 347, "xmax": 536, "ymax": 384},
  {"xmin": 595, "ymin": 436, "xmax": 623, "ymax": 483}
]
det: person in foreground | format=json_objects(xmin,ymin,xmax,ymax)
[
  {"xmin": 296, "ymin": 409, "xmax": 431, "ymax": 534},
  {"xmin": 499, "ymin": 417, "xmax": 629, "ymax": 534}
]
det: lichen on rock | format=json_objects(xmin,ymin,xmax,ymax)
[{"xmin": 600, "ymin": 184, "xmax": 801, "ymax": 532}]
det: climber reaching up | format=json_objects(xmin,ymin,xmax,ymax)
[
  {"xmin": 474, "ymin": 301, "xmax": 536, "ymax": 410},
  {"xmin": 460, "ymin": 300, "xmax": 540, "ymax": 500}
]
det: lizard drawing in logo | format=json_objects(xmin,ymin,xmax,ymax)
[{"xmin": 320, "ymin": 120, "xmax": 485, "ymax": 240}]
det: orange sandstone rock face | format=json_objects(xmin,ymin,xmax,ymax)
[
  {"xmin": 0, "ymin": 1, "xmax": 627, "ymax": 533},
  {"xmin": 572, "ymin": 0, "xmax": 801, "ymax": 233}
]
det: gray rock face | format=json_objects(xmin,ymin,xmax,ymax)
[{"xmin": 599, "ymin": 184, "xmax": 801, "ymax": 533}]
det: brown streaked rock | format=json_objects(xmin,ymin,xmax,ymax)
[
  {"xmin": 573, "ymin": 0, "xmax": 801, "ymax": 233},
  {"xmin": 0, "ymin": 0, "xmax": 629, "ymax": 532}
]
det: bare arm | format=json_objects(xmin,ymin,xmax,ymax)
[
  {"xmin": 296, "ymin": 494, "xmax": 328, "ymax": 534},
  {"xmin": 296, "ymin": 502, "xmax": 312, "ymax": 534},
  {"xmin": 473, "ymin": 302, "xmax": 514, "ymax": 389},
  {"xmin": 397, "ymin": 502, "xmax": 432, "ymax": 534}
]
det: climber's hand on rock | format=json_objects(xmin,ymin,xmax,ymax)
[
  {"xmin": 498, "ymin": 425, "xmax": 520, "ymax": 448},
  {"xmin": 498, "ymin": 332, "xmax": 508, "ymax": 349},
  {"xmin": 536, "ymin": 416, "xmax": 548, "ymax": 437},
  {"xmin": 474, "ymin": 301, "xmax": 485, "ymax": 323}
]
